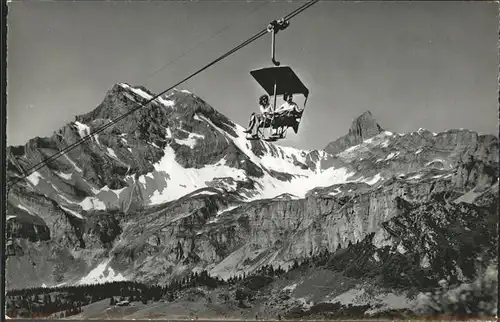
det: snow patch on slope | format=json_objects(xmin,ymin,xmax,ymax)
[
  {"xmin": 148, "ymin": 147, "xmax": 246, "ymax": 204},
  {"xmin": 63, "ymin": 155, "xmax": 83, "ymax": 173},
  {"xmin": 171, "ymin": 211, "xmax": 195, "ymax": 223},
  {"xmin": 27, "ymin": 171, "xmax": 43, "ymax": 186},
  {"xmin": 328, "ymin": 287, "xmax": 366, "ymax": 305},
  {"xmin": 73, "ymin": 121, "xmax": 100, "ymax": 145},
  {"xmin": 56, "ymin": 172, "xmax": 73, "ymax": 180},
  {"xmin": 78, "ymin": 259, "xmax": 127, "ymax": 285},
  {"xmin": 176, "ymin": 132, "xmax": 205, "ymax": 148},
  {"xmin": 190, "ymin": 190, "xmax": 219, "ymax": 197},
  {"xmin": 385, "ymin": 152, "xmax": 400, "ymax": 161},
  {"xmin": 17, "ymin": 204, "xmax": 33, "ymax": 215},
  {"xmin": 357, "ymin": 173, "xmax": 383, "ymax": 186},
  {"xmin": 336, "ymin": 131, "xmax": 395, "ymax": 162},
  {"xmin": 74, "ymin": 121, "xmax": 91, "ymax": 138},
  {"xmin": 252, "ymin": 166, "xmax": 354, "ymax": 201},
  {"xmin": 79, "ymin": 197, "xmax": 106, "ymax": 211},
  {"xmin": 207, "ymin": 205, "xmax": 241, "ymax": 224},
  {"xmin": 210, "ymin": 246, "xmax": 280, "ymax": 280},
  {"xmin": 327, "ymin": 286, "xmax": 415, "ymax": 315},
  {"xmin": 157, "ymin": 96, "xmax": 175, "ymax": 107},
  {"xmin": 107, "ymin": 147, "xmax": 118, "ymax": 159},
  {"xmin": 60, "ymin": 205, "xmax": 84, "ymax": 219},
  {"xmin": 119, "ymin": 83, "xmax": 152, "ymax": 100},
  {"xmin": 259, "ymin": 146, "xmax": 310, "ymax": 177}
]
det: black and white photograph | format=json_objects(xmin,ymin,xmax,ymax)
[{"xmin": 3, "ymin": 0, "xmax": 498, "ymax": 320}]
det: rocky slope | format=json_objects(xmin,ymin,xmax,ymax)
[{"xmin": 5, "ymin": 83, "xmax": 498, "ymax": 317}]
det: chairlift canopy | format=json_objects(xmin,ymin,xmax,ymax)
[{"xmin": 250, "ymin": 66, "xmax": 309, "ymax": 98}]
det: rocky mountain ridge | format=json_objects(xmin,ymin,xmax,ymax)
[
  {"xmin": 5, "ymin": 83, "xmax": 498, "ymax": 317},
  {"xmin": 324, "ymin": 110, "xmax": 384, "ymax": 155}
]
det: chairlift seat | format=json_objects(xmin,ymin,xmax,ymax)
[
  {"xmin": 249, "ymin": 66, "xmax": 310, "ymax": 141},
  {"xmin": 257, "ymin": 109, "xmax": 303, "ymax": 130}
]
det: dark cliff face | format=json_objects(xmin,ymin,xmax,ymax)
[
  {"xmin": 4, "ymin": 82, "xmax": 498, "ymax": 311},
  {"xmin": 323, "ymin": 192, "xmax": 498, "ymax": 287}
]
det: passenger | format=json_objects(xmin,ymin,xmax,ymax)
[
  {"xmin": 275, "ymin": 93, "xmax": 300, "ymax": 116},
  {"xmin": 268, "ymin": 93, "xmax": 301, "ymax": 137},
  {"xmin": 243, "ymin": 95, "xmax": 272, "ymax": 135}
]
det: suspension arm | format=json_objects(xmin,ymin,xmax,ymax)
[{"xmin": 267, "ymin": 18, "xmax": 290, "ymax": 66}]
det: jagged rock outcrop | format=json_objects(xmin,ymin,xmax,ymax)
[{"xmin": 324, "ymin": 111, "xmax": 384, "ymax": 155}]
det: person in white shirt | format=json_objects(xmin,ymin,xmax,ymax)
[
  {"xmin": 268, "ymin": 93, "xmax": 302, "ymax": 137},
  {"xmin": 244, "ymin": 95, "xmax": 272, "ymax": 135},
  {"xmin": 275, "ymin": 93, "xmax": 300, "ymax": 116}
]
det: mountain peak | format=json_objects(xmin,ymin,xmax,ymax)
[
  {"xmin": 358, "ymin": 110, "xmax": 373, "ymax": 117},
  {"xmin": 74, "ymin": 82, "xmax": 221, "ymax": 125},
  {"xmin": 324, "ymin": 111, "xmax": 384, "ymax": 155},
  {"xmin": 348, "ymin": 110, "xmax": 383, "ymax": 138}
]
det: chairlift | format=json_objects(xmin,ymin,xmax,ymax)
[{"xmin": 246, "ymin": 18, "xmax": 310, "ymax": 142}]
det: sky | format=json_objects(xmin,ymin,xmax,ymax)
[{"xmin": 7, "ymin": 1, "xmax": 499, "ymax": 151}]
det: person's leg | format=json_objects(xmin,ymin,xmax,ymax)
[
  {"xmin": 244, "ymin": 114, "xmax": 256, "ymax": 133},
  {"xmin": 255, "ymin": 114, "xmax": 263, "ymax": 130},
  {"xmin": 254, "ymin": 114, "xmax": 264, "ymax": 137},
  {"xmin": 271, "ymin": 112, "xmax": 283, "ymax": 136}
]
